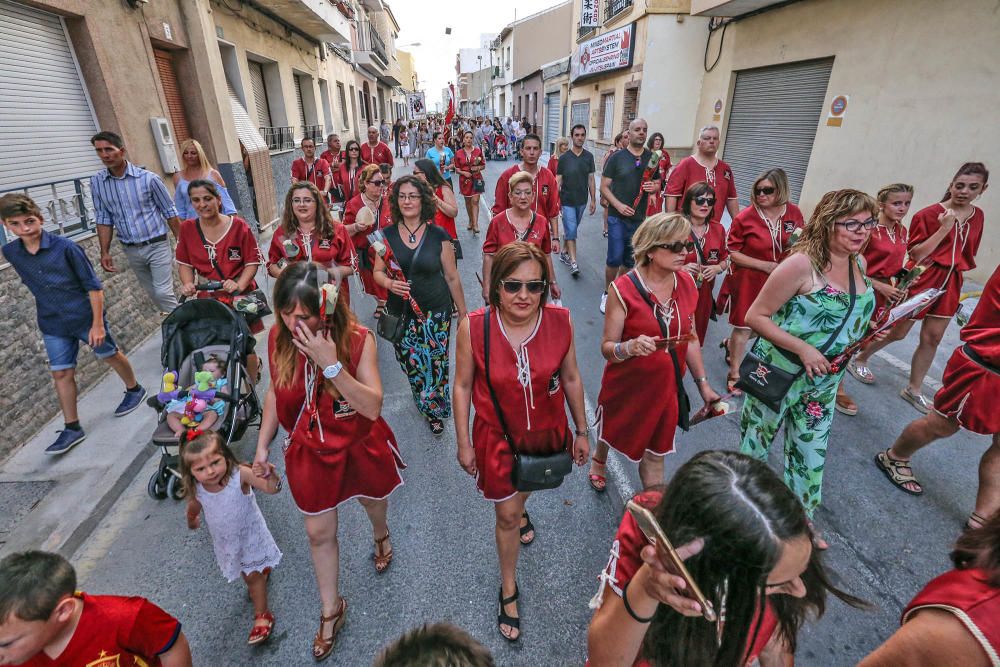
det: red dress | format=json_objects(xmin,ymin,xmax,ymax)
[
  {"xmin": 482, "ymin": 211, "xmax": 552, "ymax": 254},
  {"xmin": 267, "ymin": 224, "xmax": 355, "ymax": 306},
  {"xmin": 593, "ymin": 490, "xmax": 778, "ymax": 667},
  {"xmin": 596, "ymin": 270, "xmax": 698, "ymax": 461},
  {"xmin": 689, "ymin": 220, "xmax": 728, "ymax": 343},
  {"xmin": 903, "ymin": 568, "xmax": 1000, "ymax": 660},
  {"xmin": 934, "ymin": 264, "xmax": 1000, "ymax": 435},
  {"xmin": 862, "ymin": 222, "xmax": 909, "ymax": 321},
  {"xmin": 269, "ymin": 325, "xmax": 404, "ymax": 513},
  {"xmin": 645, "ymin": 154, "xmax": 672, "ymax": 216},
  {"xmin": 432, "ymin": 185, "xmax": 458, "ymax": 239},
  {"xmin": 468, "ymin": 306, "xmax": 573, "ymax": 501},
  {"xmin": 455, "ymin": 147, "xmax": 485, "ymax": 197},
  {"xmin": 344, "ymin": 193, "xmax": 391, "ymax": 300},
  {"xmin": 546, "ymin": 155, "xmax": 559, "ymax": 179},
  {"xmin": 665, "ymin": 156, "xmax": 737, "ymax": 223},
  {"xmin": 906, "ymin": 203, "xmax": 984, "ymax": 319},
  {"xmin": 491, "ymin": 164, "xmax": 561, "ymax": 218},
  {"xmin": 720, "ymin": 204, "xmax": 805, "ymax": 327},
  {"xmin": 333, "ymin": 162, "xmax": 363, "ymax": 203}
]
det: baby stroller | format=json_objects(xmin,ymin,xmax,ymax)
[
  {"xmin": 145, "ymin": 284, "xmax": 261, "ymax": 500},
  {"xmin": 494, "ymin": 135, "xmax": 509, "ymax": 161}
]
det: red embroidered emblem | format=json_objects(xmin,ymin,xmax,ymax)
[{"xmin": 752, "ymin": 364, "xmax": 770, "ymax": 382}]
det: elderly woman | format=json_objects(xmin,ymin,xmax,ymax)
[
  {"xmin": 681, "ymin": 182, "xmax": 729, "ymax": 344},
  {"xmin": 590, "ymin": 213, "xmax": 721, "ymax": 492},
  {"xmin": 172, "ymin": 138, "xmax": 238, "ymax": 220},
  {"xmin": 344, "ymin": 163, "xmax": 391, "ymax": 316},
  {"xmin": 482, "ymin": 171, "xmax": 561, "ymax": 303},
  {"xmin": 720, "ymin": 168, "xmax": 805, "ymax": 394},
  {"xmin": 253, "ymin": 262, "xmax": 403, "ymax": 661},
  {"xmin": 453, "ymin": 241, "xmax": 590, "ymax": 642},
  {"xmin": 373, "ymin": 176, "xmax": 467, "ymax": 434},
  {"xmin": 740, "ymin": 189, "xmax": 876, "ymax": 537}
]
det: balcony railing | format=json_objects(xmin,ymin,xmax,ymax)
[
  {"xmin": 604, "ymin": 0, "xmax": 633, "ymax": 21},
  {"xmin": 578, "ymin": 23, "xmax": 597, "ymax": 40},
  {"xmin": 260, "ymin": 126, "xmax": 295, "ymax": 152},
  {"xmin": 302, "ymin": 124, "xmax": 325, "ymax": 143},
  {"xmin": 368, "ymin": 23, "xmax": 387, "ymax": 64},
  {"xmin": 0, "ymin": 177, "xmax": 95, "ymax": 244}
]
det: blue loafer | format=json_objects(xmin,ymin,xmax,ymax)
[
  {"xmin": 114, "ymin": 385, "xmax": 147, "ymax": 417},
  {"xmin": 45, "ymin": 428, "xmax": 86, "ymax": 456}
]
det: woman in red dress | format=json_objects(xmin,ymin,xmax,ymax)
[
  {"xmin": 454, "ymin": 130, "xmax": 486, "ymax": 234},
  {"xmin": 547, "ymin": 137, "xmax": 568, "ymax": 179},
  {"xmin": 252, "ymin": 262, "xmax": 403, "ymax": 661},
  {"xmin": 175, "ymin": 179, "xmax": 263, "ymax": 380},
  {"xmin": 332, "ymin": 140, "xmax": 364, "ymax": 204},
  {"xmin": 588, "ymin": 450, "xmax": 863, "ymax": 667},
  {"xmin": 268, "ymin": 182, "xmax": 355, "ymax": 307},
  {"xmin": 481, "ymin": 171, "xmax": 561, "ymax": 303},
  {"xmin": 645, "ymin": 132, "xmax": 672, "ymax": 216},
  {"xmin": 413, "ymin": 158, "xmax": 461, "ymax": 257},
  {"xmin": 453, "ymin": 241, "xmax": 590, "ymax": 642},
  {"xmin": 848, "ymin": 162, "xmax": 988, "ymax": 414},
  {"xmin": 680, "ymin": 182, "xmax": 728, "ymax": 344},
  {"xmin": 720, "ymin": 168, "xmax": 804, "ymax": 394},
  {"xmin": 343, "ymin": 164, "xmax": 391, "ymax": 317},
  {"xmin": 590, "ymin": 213, "xmax": 721, "ymax": 491}
]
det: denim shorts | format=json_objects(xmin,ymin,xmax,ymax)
[
  {"xmin": 43, "ymin": 321, "xmax": 119, "ymax": 371},
  {"xmin": 561, "ymin": 205, "xmax": 586, "ymax": 241},
  {"xmin": 606, "ymin": 215, "xmax": 641, "ymax": 268}
]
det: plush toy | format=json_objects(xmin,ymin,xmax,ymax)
[
  {"xmin": 190, "ymin": 370, "xmax": 217, "ymax": 401},
  {"xmin": 157, "ymin": 370, "xmax": 180, "ymax": 403},
  {"xmin": 180, "ymin": 398, "xmax": 209, "ymax": 427}
]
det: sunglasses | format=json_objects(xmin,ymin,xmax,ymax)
[
  {"xmin": 656, "ymin": 240, "xmax": 695, "ymax": 253},
  {"xmin": 755, "ymin": 186, "xmax": 776, "ymax": 196},
  {"xmin": 500, "ymin": 279, "xmax": 548, "ymax": 294},
  {"xmin": 368, "ymin": 179, "xmax": 386, "ymax": 187},
  {"xmin": 835, "ymin": 217, "xmax": 877, "ymax": 232},
  {"xmin": 693, "ymin": 196, "xmax": 716, "ymax": 206},
  {"xmin": 349, "ymin": 147, "xmax": 360, "ymax": 151}
]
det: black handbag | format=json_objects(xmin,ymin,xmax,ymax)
[
  {"xmin": 482, "ymin": 307, "xmax": 572, "ymax": 492},
  {"xmin": 194, "ymin": 219, "xmax": 272, "ymax": 324},
  {"xmin": 626, "ymin": 271, "xmax": 692, "ymax": 431},
  {"xmin": 452, "ymin": 238, "xmax": 464, "ymax": 260},
  {"xmin": 736, "ymin": 265, "xmax": 857, "ymax": 412},
  {"xmin": 376, "ymin": 228, "xmax": 427, "ymax": 345},
  {"xmin": 473, "ymin": 177, "xmax": 486, "ymax": 194}
]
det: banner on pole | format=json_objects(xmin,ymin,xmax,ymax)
[{"xmin": 407, "ymin": 92, "xmax": 426, "ymax": 118}]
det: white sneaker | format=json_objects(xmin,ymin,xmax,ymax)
[
  {"xmin": 559, "ymin": 252, "xmax": 571, "ymax": 266},
  {"xmin": 570, "ymin": 262, "xmax": 580, "ymax": 277},
  {"xmin": 599, "ymin": 292, "xmax": 607, "ymax": 314}
]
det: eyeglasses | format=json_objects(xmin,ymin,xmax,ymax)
[
  {"xmin": 500, "ymin": 279, "xmax": 548, "ymax": 294},
  {"xmin": 656, "ymin": 240, "xmax": 695, "ymax": 253},
  {"xmin": 835, "ymin": 217, "xmax": 878, "ymax": 232},
  {"xmin": 693, "ymin": 196, "xmax": 716, "ymax": 206},
  {"xmin": 368, "ymin": 179, "xmax": 386, "ymax": 187},
  {"xmin": 755, "ymin": 186, "xmax": 776, "ymax": 196},
  {"xmin": 397, "ymin": 193, "xmax": 421, "ymax": 201}
]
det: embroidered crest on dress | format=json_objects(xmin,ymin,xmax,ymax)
[
  {"xmin": 227, "ymin": 247, "xmax": 241, "ymax": 261},
  {"xmin": 783, "ymin": 220, "xmax": 796, "ymax": 234},
  {"xmin": 541, "ymin": 184, "xmax": 549, "ymax": 197},
  {"xmin": 319, "ymin": 238, "xmax": 332, "ymax": 250},
  {"xmin": 333, "ymin": 398, "xmax": 356, "ymax": 419},
  {"xmin": 548, "ymin": 370, "xmax": 561, "ymax": 395},
  {"xmin": 708, "ymin": 249, "xmax": 720, "ymax": 262}
]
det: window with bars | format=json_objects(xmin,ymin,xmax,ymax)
[
  {"xmin": 600, "ymin": 93, "xmax": 615, "ymax": 140},
  {"xmin": 571, "ymin": 101, "xmax": 590, "ymax": 132}
]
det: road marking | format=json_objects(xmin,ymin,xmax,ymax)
[{"xmin": 872, "ymin": 350, "xmax": 943, "ymax": 392}]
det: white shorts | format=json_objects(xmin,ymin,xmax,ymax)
[{"xmin": 401, "ymin": 144, "xmax": 411, "ymax": 157}]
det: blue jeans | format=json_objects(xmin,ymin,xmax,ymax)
[
  {"xmin": 43, "ymin": 320, "xmax": 119, "ymax": 371},
  {"xmin": 606, "ymin": 215, "xmax": 641, "ymax": 268},
  {"xmin": 561, "ymin": 205, "xmax": 586, "ymax": 241}
]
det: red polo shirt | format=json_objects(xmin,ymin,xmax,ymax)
[{"xmin": 491, "ymin": 164, "xmax": 561, "ymax": 219}]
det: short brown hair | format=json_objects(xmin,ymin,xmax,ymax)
[
  {"xmin": 373, "ymin": 622, "xmax": 495, "ymax": 667},
  {"xmin": 389, "ymin": 175, "xmax": 437, "ymax": 224},
  {"xmin": 488, "ymin": 241, "xmax": 549, "ymax": 308},
  {"xmin": 0, "ymin": 551, "xmax": 76, "ymax": 623},
  {"xmin": 0, "ymin": 193, "xmax": 43, "ymax": 222},
  {"xmin": 752, "ymin": 168, "xmax": 790, "ymax": 206}
]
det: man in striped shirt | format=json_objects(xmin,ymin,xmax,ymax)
[{"xmin": 90, "ymin": 131, "xmax": 181, "ymax": 313}]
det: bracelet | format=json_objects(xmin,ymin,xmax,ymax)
[
  {"xmin": 575, "ymin": 426, "xmax": 591, "ymax": 437},
  {"xmin": 612, "ymin": 342, "xmax": 627, "ymax": 361},
  {"xmin": 694, "ymin": 376, "xmax": 708, "ymax": 384},
  {"xmin": 622, "ymin": 580, "xmax": 655, "ymax": 623}
]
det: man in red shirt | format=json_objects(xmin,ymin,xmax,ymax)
[
  {"xmin": 875, "ymin": 264, "xmax": 1000, "ymax": 529},
  {"xmin": 290, "ymin": 137, "xmax": 331, "ymax": 201},
  {"xmin": 361, "ymin": 126, "xmax": 394, "ymax": 168},
  {"xmin": 320, "ymin": 134, "xmax": 343, "ymax": 173},
  {"xmin": 665, "ymin": 126, "xmax": 739, "ymax": 224},
  {"xmin": 490, "ymin": 134, "xmax": 561, "ymax": 235},
  {"xmin": 0, "ymin": 551, "xmax": 192, "ymax": 667}
]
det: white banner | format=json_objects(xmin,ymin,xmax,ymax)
[
  {"xmin": 571, "ymin": 22, "xmax": 635, "ymax": 81},
  {"xmin": 581, "ymin": 0, "xmax": 599, "ymax": 28},
  {"xmin": 407, "ymin": 92, "xmax": 426, "ymax": 119}
]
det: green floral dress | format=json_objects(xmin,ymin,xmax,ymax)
[{"xmin": 739, "ymin": 266, "xmax": 874, "ymax": 516}]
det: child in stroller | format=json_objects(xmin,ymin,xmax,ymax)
[
  {"xmin": 494, "ymin": 134, "xmax": 509, "ymax": 160},
  {"xmin": 162, "ymin": 354, "xmax": 230, "ymax": 436}
]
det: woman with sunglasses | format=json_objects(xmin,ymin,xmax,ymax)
[
  {"xmin": 453, "ymin": 241, "xmax": 590, "ymax": 642},
  {"xmin": 680, "ymin": 182, "xmax": 729, "ymax": 344},
  {"xmin": 740, "ymin": 190, "xmax": 877, "ymax": 539},
  {"xmin": 333, "ymin": 140, "xmax": 365, "ymax": 204},
  {"xmin": 590, "ymin": 213, "xmax": 721, "ymax": 491},
  {"xmin": 344, "ymin": 164, "xmax": 391, "ymax": 317},
  {"xmin": 454, "ymin": 131, "xmax": 486, "ymax": 234},
  {"xmin": 588, "ymin": 450, "xmax": 864, "ymax": 667},
  {"xmin": 374, "ymin": 176, "xmax": 467, "ymax": 434},
  {"xmin": 644, "ymin": 132, "xmax": 671, "ymax": 216},
  {"xmin": 412, "ymin": 158, "xmax": 460, "ymax": 248},
  {"xmin": 721, "ymin": 168, "xmax": 805, "ymax": 394},
  {"xmin": 482, "ymin": 171, "xmax": 561, "ymax": 304}
]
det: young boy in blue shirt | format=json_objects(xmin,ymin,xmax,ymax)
[{"xmin": 1, "ymin": 194, "xmax": 146, "ymax": 455}]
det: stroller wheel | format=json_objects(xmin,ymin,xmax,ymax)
[
  {"xmin": 166, "ymin": 474, "xmax": 186, "ymax": 501},
  {"xmin": 147, "ymin": 471, "xmax": 168, "ymax": 500}
]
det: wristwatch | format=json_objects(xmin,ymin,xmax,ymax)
[
  {"xmin": 575, "ymin": 426, "xmax": 591, "ymax": 437},
  {"xmin": 322, "ymin": 362, "xmax": 343, "ymax": 379}
]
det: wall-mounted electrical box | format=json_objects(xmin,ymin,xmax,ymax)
[{"xmin": 150, "ymin": 117, "xmax": 180, "ymax": 173}]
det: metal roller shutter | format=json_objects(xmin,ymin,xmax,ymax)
[
  {"xmin": 153, "ymin": 49, "xmax": 191, "ymax": 144},
  {"xmin": 294, "ymin": 75, "xmax": 307, "ymax": 130},
  {"xmin": 722, "ymin": 58, "xmax": 834, "ymax": 207},
  {"xmin": 226, "ymin": 80, "xmax": 277, "ymax": 230},
  {"xmin": 248, "ymin": 61, "xmax": 271, "ymax": 127},
  {"xmin": 545, "ymin": 92, "xmax": 560, "ymax": 153}
]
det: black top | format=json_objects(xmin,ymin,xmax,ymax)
[
  {"xmin": 557, "ymin": 148, "xmax": 596, "ymax": 207},
  {"xmin": 602, "ymin": 147, "xmax": 656, "ymax": 223},
  {"xmin": 384, "ymin": 223, "xmax": 453, "ymax": 314}
]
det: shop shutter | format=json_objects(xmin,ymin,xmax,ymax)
[
  {"xmin": 722, "ymin": 58, "xmax": 834, "ymax": 207},
  {"xmin": 153, "ymin": 49, "xmax": 191, "ymax": 144},
  {"xmin": 247, "ymin": 61, "xmax": 271, "ymax": 127},
  {"xmin": 294, "ymin": 75, "xmax": 307, "ymax": 132},
  {"xmin": 544, "ymin": 92, "xmax": 561, "ymax": 152}
]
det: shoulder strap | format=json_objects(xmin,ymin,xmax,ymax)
[
  {"xmin": 193, "ymin": 221, "xmax": 228, "ymax": 282},
  {"xmin": 482, "ymin": 307, "xmax": 512, "ymax": 442},
  {"xmin": 689, "ymin": 229, "xmax": 707, "ymax": 265},
  {"xmin": 387, "ymin": 225, "xmax": 429, "ymax": 282},
  {"xmin": 816, "ymin": 263, "xmax": 858, "ymax": 354}
]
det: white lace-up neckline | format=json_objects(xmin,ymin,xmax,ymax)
[{"xmin": 497, "ymin": 309, "xmax": 543, "ymax": 429}]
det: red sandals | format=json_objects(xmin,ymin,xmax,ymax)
[
  {"xmin": 247, "ymin": 610, "xmax": 274, "ymax": 646},
  {"xmin": 589, "ymin": 456, "xmax": 607, "ymax": 493}
]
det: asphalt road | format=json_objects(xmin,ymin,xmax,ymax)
[{"xmin": 73, "ymin": 157, "xmax": 988, "ymax": 666}]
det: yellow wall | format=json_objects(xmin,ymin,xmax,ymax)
[{"xmin": 693, "ymin": 0, "xmax": 1000, "ymax": 281}]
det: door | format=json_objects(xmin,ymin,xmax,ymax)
[
  {"xmin": 722, "ymin": 58, "xmax": 834, "ymax": 207},
  {"xmin": 153, "ymin": 48, "xmax": 191, "ymax": 144},
  {"xmin": 545, "ymin": 92, "xmax": 560, "ymax": 153}
]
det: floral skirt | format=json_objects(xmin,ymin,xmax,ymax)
[{"xmin": 392, "ymin": 308, "xmax": 452, "ymax": 419}]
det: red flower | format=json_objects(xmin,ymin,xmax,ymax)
[{"xmin": 805, "ymin": 402, "xmax": 824, "ymax": 419}]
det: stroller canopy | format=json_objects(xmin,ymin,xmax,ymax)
[{"xmin": 160, "ymin": 299, "xmax": 254, "ymax": 371}]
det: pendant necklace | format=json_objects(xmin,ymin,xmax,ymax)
[{"xmin": 401, "ymin": 220, "xmax": 425, "ymax": 243}]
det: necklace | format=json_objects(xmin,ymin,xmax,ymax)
[{"xmin": 400, "ymin": 219, "xmax": 425, "ymax": 243}]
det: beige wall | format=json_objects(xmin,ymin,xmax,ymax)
[
  {"xmin": 511, "ymin": 2, "xmax": 573, "ymax": 80},
  {"xmin": 693, "ymin": 0, "xmax": 1000, "ymax": 282}
]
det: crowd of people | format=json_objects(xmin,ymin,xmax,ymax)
[{"xmin": 0, "ymin": 111, "xmax": 996, "ymax": 666}]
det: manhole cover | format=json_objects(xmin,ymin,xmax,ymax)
[{"xmin": 0, "ymin": 481, "xmax": 55, "ymax": 547}]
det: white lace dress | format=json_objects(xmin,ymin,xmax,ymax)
[{"xmin": 196, "ymin": 468, "xmax": 282, "ymax": 582}]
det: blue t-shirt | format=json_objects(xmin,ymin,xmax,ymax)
[
  {"xmin": 425, "ymin": 147, "xmax": 455, "ymax": 179},
  {"xmin": 2, "ymin": 231, "xmax": 103, "ymax": 336}
]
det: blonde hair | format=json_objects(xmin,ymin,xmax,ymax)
[
  {"xmin": 633, "ymin": 213, "xmax": 691, "ymax": 266},
  {"xmin": 359, "ymin": 163, "xmax": 382, "ymax": 189},
  {"xmin": 876, "ymin": 183, "xmax": 914, "ymax": 204},
  {"xmin": 791, "ymin": 189, "xmax": 877, "ymax": 271},
  {"xmin": 554, "ymin": 138, "xmax": 569, "ymax": 157},
  {"xmin": 178, "ymin": 138, "xmax": 212, "ymax": 174},
  {"xmin": 752, "ymin": 168, "xmax": 790, "ymax": 207},
  {"xmin": 508, "ymin": 170, "xmax": 534, "ymax": 192}
]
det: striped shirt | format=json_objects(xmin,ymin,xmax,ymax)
[{"xmin": 90, "ymin": 162, "xmax": 178, "ymax": 244}]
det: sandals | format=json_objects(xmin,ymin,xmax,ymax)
[
  {"xmin": 900, "ymin": 387, "xmax": 932, "ymax": 414},
  {"xmin": 247, "ymin": 611, "xmax": 274, "ymax": 646},
  {"xmin": 964, "ymin": 511, "xmax": 987, "ymax": 531},
  {"xmin": 374, "ymin": 529, "xmax": 393, "ymax": 574},
  {"xmin": 874, "ymin": 448, "xmax": 923, "ymax": 495},
  {"xmin": 835, "ymin": 391, "xmax": 858, "ymax": 416},
  {"xmin": 848, "ymin": 360, "xmax": 875, "ymax": 384},
  {"xmin": 519, "ymin": 512, "xmax": 535, "ymax": 546},
  {"xmin": 720, "ymin": 338, "xmax": 731, "ymax": 365},
  {"xmin": 588, "ymin": 456, "xmax": 607, "ymax": 493},
  {"xmin": 497, "ymin": 584, "xmax": 521, "ymax": 642},
  {"xmin": 726, "ymin": 375, "xmax": 743, "ymax": 397},
  {"xmin": 312, "ymin": 597, "xmax": 347, "ymax": 661}
]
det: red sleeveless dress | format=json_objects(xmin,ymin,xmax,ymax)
[
  {"xmin": 903, "ymin": 568, "xmax": 1000, "ymax": 663},
  {"xmin": 454, "ymin": 147, "xmax": 485, "ymax": 197},
  {"xmin": 269, "ymin": 325, "xmax": 404, "ymax": 514},
  {"xmin": 267, "ymin": 225, "xmax": 355, "ymax": 307},
  {"xmin": 469, "ymin": 305, "xmax": 573, "ymax": 501},
  {"xmin": 432, "ymin": 185, "xmax": 458, "ymax": 239},
  {"xmin": 597, "ymin": 270, "xmax": 698, "ymax": 462},
  {"xmin": 344, "ymin": 193, "xmax": 391, "ymax": 300}
]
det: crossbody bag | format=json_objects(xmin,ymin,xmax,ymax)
[{"xmin": 376, "ymin": 228, "xmax": 427, "ymax": 344}]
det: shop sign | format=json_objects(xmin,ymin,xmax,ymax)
[
  {"xmin": 581, "ymin": 0, "xmax": 599, "ymax": 28},
  {"xmin": 571, "ymin": 22, "xmax": 636, "ymax": 81}
]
